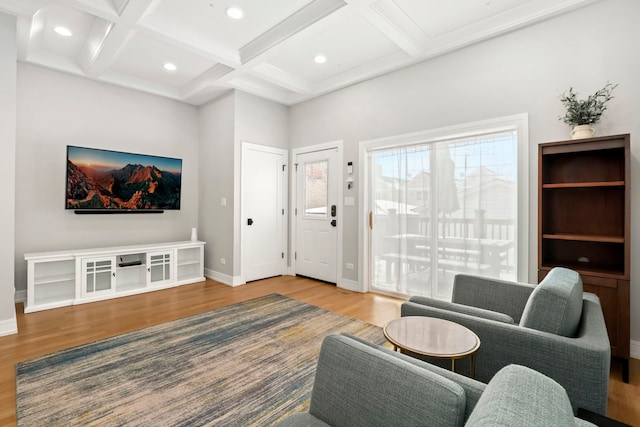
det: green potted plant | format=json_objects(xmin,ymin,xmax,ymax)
[{"xmin": 559, "ymin": 83, "xmax": 617, "ymax": 139}]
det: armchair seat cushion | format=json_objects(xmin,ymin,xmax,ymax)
[
  {"xmin": 465, "ymin": 365, "xmax": 576, "ymax": 427},
  {"xmin": 520, "ymin": 267, "xmax": 583, "ymax": 337}
]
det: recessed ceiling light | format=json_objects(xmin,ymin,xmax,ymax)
[
  {"xmin": 163, "ymin": 62, "xmax": 177, "ymax": 71},
  {"xmin": 54, "ymin": 26, "xmax": 72, "ymax": 37},
  {"xmin": 314, "ymin": 54, "xmax": 327, "ymax": 64},
  {"xmin": 225, "ymin": 7, "xmax": 245, "ymax": 20}
]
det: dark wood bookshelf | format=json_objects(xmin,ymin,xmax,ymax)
[{"xmin": 538, "ymin": 134, "xmax": 630, "ymax": 383}]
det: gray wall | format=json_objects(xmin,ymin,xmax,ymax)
[
  {"xmin": 14, "ymin": 64, "xmax": 200, "ymax": 293},
  {"xmin": 198, "ymin": 90, "xmax": 289, "ymax": 282},
  {"xmin": 0, "ymin": 13, "xmax": 17, "ymax": 334},
  {"xmin": 198, "ymin": 91, "xmax": 236, "ymax": 279},
  {"xmin": 288, "ymin": 0, "xmax": 640, "ymax": 341},
  {"xmin": 236, "ymin": 91, "xmax": 289, "ymax": 150}
]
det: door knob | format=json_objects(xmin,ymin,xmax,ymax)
[
  {"xmin": 331, "ymin": 219, "xmax": 337, "ymax": 227},
  {"xmin": 247, "ymin": 218, "xmax": 254, "ymax": 225}
]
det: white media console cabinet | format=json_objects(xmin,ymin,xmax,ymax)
[{"xmin": 24, "ymin": 241, "xmax": 205, "ymax": 313}]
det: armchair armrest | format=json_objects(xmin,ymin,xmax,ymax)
[
  {"xmin": 407, "ymin": 297, "xmax": 515, "ymax": 324},
  {"xmin": 400, "ymin": 297, "xmax": 610, "ymax": 415},
  {"xmin": 451, "ymin": 274, "xmax": 534, "ymax": 324}
]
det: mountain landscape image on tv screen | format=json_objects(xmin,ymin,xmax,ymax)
[{"xmin": 66, "ymin": 146, "xmax": 182, "ymax": 211}]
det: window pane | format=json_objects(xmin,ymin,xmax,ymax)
[
  {"xmin": 304, "ymin": 161, "xmax": 328, "ymax": 217},
  {"xmin": 369, "ymin": 130, "xmax": 518, "ymax": 300}
]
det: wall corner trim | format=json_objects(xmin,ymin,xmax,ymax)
[
  {"xmin": 205, "ymin": 268, "xmax": 245, "ymax": 287},
  {"xmin": 630, "ymin": 340, "xmax": 640, "ymax": 360},
  {"xmin": 0, "ymin": 316, "xmax": 18, "ymax": 337},
  {"xmin": 14, "ymin": 289, "xmax": 26, "ymax": 303},
  {"xmin": 338, "ymin": 278, "xmax": 364, "ymax": 293}
]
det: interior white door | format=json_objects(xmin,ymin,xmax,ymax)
[
  {"xmin": 242, "ymin": 143, "xmax": 287, "ymax": 282},
  {"xmin": 295, "ymin": 148, "xmax": 339, "ymax": 283}
]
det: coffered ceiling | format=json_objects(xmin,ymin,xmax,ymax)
[{"xmin": 0, "ymin": 0, "xmax": 598, "ymax": 106}]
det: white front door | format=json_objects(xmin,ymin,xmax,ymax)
[
  {"xmin": 295, "ymin": 148, "xmax": 339, "ymax": 283},
  {"xmin": 242, "ymin": 143, "xmax": 287, "ymax": 282}
]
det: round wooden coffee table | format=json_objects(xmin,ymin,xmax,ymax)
[{"xmin": 383, "ymin": 316, "xmax": 480, "ymax": 377}]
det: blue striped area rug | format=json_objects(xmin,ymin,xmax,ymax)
[{"xmin": 16, "ymin": 294, "xmax": 386, "ymax": 426}]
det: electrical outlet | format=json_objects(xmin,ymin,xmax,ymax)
[
  {"xmin": 346, "ymin": 263, "xmax": 354, "ymax": 270},
  {"xmin": 220, "ymin": 258, "xmax": 226, "ymax": 265}
]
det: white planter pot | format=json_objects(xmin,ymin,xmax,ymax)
[{"xmin": 571, "ymin": 124, "xmax": 595, "ymax": 140}]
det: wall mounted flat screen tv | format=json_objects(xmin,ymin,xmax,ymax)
[{"xmin": 66, "ymin": 146, "xmax": 182, "ymax": 212}]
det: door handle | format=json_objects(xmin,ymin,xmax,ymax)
[
  {"xmin": 331, "ymin": 205, "xmax": 337, "ymax": 217},
  {"xmin": 247, "ymin": 218, "xmax": 254, "ymax": 226},
  {"xmin": 331, "ymin": 219, "xmax": 337, "ymax": 227}
]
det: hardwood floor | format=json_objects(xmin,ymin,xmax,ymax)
[{"xmin": 0, "ymin": 276, "xmax": 637, "ymax": 426}]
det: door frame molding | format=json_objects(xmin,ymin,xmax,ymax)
[
  {"xmin": 290, "ymin": 141, "xmax": 344, "ymax": 285},
  {"xmin": 240, "ymin": 141, "xmax": 289, "ymax": 284}
]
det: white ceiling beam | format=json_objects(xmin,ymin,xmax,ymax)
[
  {"xmin": 182, "ymin": 88, "xmax": 232, "ymax": 106},
  {"xmin": 135, "ymin": 23, "xmax": 241, "ymax": 68},
  {"xmin": 239, "ymin": 0, "xmax": 347, "ymax": 64},
  {"xmin": 79, "ymin": 0, "xmax": 156, "ymax": 78},
  {"xmin": 0, "ymin": 0, "xmax": 44, "ymax": 16},
  {"xmin": 22, "ymin": 50, "xmax": 86, "ymax": 75},
  {"xmin": 364, "ymin": 0, "xmax": 427, "ymax": 57},
  {"xmin": 78, "ymin": 18, "xmax": 112, "ymax": 75},
  {"xmin": 180, "ymin": 63, "xmax": 235, "ymax": 100},
  {"xmin": 100, "ymin": 70, "xmax": 182, "ymax": 100},
  {"xmin": 227, "ymin": 76, "xmax": 300, "ymax": 105},
  {"xmin": 252, "ymin": 63, "xmax": 314, "ymax": 95},
  {"xmin": 15, "ymin": 15, "xmax": 33, "ymax": 61},
  {"xmin": 19, "ymin": 7, "xmax": 46, "ymax": 61},
  {"xmin": 51, "ymin": 0, "xmax": 120, "ymax": 21}
]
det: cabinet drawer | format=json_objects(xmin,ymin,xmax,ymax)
[{"xmin": 579, "ymin": 274, "xmax": 617, "ymax": 289}]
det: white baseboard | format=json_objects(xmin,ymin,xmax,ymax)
[
  {"xmin": 338, "ymin": 278, "xmax": 364, "ymax": 293},
  {"xmin": 14, "ymin": 289, "xmax": 26, "ymax": 303},
  {"xmin": 0, "ymin": 315, "xmax": 18, "ymax": 337},
  {"xmin": 630, "ymin": 340, "xmax": 640, "ymax": 360},
  {"xmin": 205, "ymin": 268, "xmax": 245, "ymax": 287}
]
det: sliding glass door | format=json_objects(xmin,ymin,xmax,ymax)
[{"xmin": 368, "ymin": 130, "xmax": 518, "ymax": 299}]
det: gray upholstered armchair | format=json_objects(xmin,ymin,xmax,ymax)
[{"xmin": 401, "ymin": 267, "xmax": 611, "ymax": 415}]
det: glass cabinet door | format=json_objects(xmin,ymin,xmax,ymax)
[
  {"xmin": 82, "ymin": 257, "xmax": 116, "ymax": 296},
  {"xmin": 147, "ymin": 251, "xmax": 174, "ymax": 286}
]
